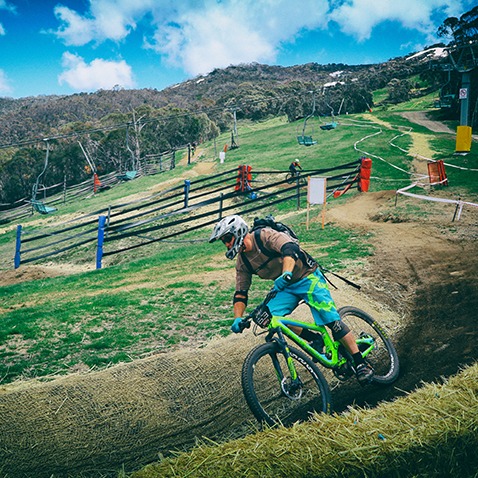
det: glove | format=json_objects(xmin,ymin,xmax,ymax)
[
  {"xmin": 274, "ymin": 271, "xmax": 293, "ymax": 291},
  {"xmin": 231, "ymin": 317, "xmax": 245, "ymax": 333}
]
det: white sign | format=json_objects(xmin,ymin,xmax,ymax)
[
  {"xmin": 308, "ymin": 177, "xmax": 327, "ymax": 205},
  {"xmin": 459, "ymin": 88, "xmax": 468, "ymax": 100}
]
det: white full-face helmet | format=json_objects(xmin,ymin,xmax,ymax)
[{"xmin": 209, "ymin": 215, "xmax": 249, "ymax": 259}]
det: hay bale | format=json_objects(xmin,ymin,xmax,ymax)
[
  {"xmin": 132, "ymin": 363, "xmax": 478, "ymax": 478},
  {"xmin": 0, "ymin": 334, "xmax": 262, "ymax": 477}
]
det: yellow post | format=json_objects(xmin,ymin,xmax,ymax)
[{"xmin": 455, "ymin": 125, "xmax": 472, "ymax": 153}]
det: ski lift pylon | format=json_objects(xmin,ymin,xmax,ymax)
[{"xmin": 297, "ymin": 91, "xmax": 317, "ymax": 146}]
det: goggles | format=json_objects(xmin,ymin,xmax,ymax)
[{"xmin": 220, "ymin": 233, "xmax": 234, "ymax": 244}]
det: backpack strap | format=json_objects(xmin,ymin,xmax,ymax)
[
  {"xmin": 240, "ymin": 229, "xmax": 277, "ymax": 275},
  {"xmin": 240, "ymin": 251, "xmax": 274, "ymax": 275},
  {"xmin": 319, "ymin": 265, "xmax": 361, "ymax": 290},
  {"xmin": 255, "ymin": 227, "xmax": 317, "ymax": 270},
  {"xmin": 253, "ymin": 228, "xmax": 280, "ymax": 258},
  {"xmin": 240, "ymin": 252, "xmax": 255, "ymax": 275}
]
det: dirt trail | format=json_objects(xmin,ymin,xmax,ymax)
[
  {"xmin": 400, "ymin": 111, "xmax": 456, "ymax": 134},
  {"xmin": 401, "ymin": 111, "xmax": 478, "ymax": 141},
  {"xmin": 327, "ymin": 190, "xmax": 478, "ymax": 409}
]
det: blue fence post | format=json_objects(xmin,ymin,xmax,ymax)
[
  {"xmin": 96, "ymin": 215, "xmax": 106, "ymax": 269},
  {"xmin": 184, "ymin": 180, "xmax": 191, "ymax": 208},
  {"xmin": 14, "ymin": 225, "xmax": 22, "ymax": 269}
]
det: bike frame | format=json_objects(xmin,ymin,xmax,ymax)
[{"xmin": 264, "ymin": 315, "xmax": 375, "ymax": 370}]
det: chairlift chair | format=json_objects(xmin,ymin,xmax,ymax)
[
  {"xmin": 117, "ymin": 170, "xmax": 137, "ymax": 181},
  {"xmin": 297, "ymin": 135, "xmax": 317, "ymax": 146},
  {"xmin": 31, "ymin": 140, "xmax": 58, "ymax": 214},
  {"xmin": 31, "ymin": 199, "xmax": 57, "ymax": 215},
  {"xmin": 320, "ymin": 122, "xmax": 337, "ymax": 131}
]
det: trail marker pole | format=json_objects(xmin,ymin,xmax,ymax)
[
  {"xmin": 219, "ymin": 193, "xmax": 224, "ymax": 219},
  {"xmin": 307, "ymin": 177, "xmax": 327, "ymax": 229}
]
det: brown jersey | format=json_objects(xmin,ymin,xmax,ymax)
[{"xmin": 235, "ymin": 227, "xmax": 317, "ymax": 292}]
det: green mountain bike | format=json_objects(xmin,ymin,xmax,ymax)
[{"xmin": 236, "ymin": 290, "xmax": 400, "ymax": 426}]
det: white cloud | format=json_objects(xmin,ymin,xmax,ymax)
[
  {"xmin": 53, "ymin": 6, "xmax": 96, "ymax": 45},
  {"xmin": 52, "ymin": 0, "xmax": 156, "ymax": 45},
  {"xmin": 50, "ymin": 0, "xmax": 467, "ymax": 79},
  {"xmin": 329, "ymin": 0, "xmax": 464, "ymax": 42},
  {"xmin": 0, "ymin": 0, "xmax": 16, "ymax": 36},
  {"xmin": 51, "ymin": 0, "xmax": 330, "ymax": 75},
  {"xmin": 149, "ymin": 0, "xmax": 331, "ymax": 76},
  {"xmin": 150, "ymin": 7, "xmax": 278, "ymax": 75},
  {"xmin": 58, "ymin": 52, "xmax": 136, "ymax": 91},
  {"xmin": 0, "ymin": 69, "xmax": 12, "ymax": 94}
]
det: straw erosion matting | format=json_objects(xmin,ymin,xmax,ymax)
[
  {"xmin": 0, "ymin": 286, "xmax": 401, "ymax": 478},
  {"xmin": 0, "ymin": 332, "xmax": 262, "ymax": 477},
  {"xmin": 132, "ymin": 363, "xmax": 478, "ymax": 478}
]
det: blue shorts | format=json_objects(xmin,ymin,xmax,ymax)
[{"xmin": 267, "ymin": 269, "xmax": 340, "ymax": 325}]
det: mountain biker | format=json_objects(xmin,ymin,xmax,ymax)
[
  {"xmin": 209, "ymin": 214, "xmax": 374, "ymax": 385},
  {"xmin": 289, "ymin": 159, "xmax": 302, "ymax": 176}
]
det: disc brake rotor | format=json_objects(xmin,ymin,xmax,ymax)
[{"xmin": 281, "ymin": 377, "xmax": 303, "ymax": 400}]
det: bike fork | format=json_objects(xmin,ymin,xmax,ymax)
[{"xmin": 270, "ymin": 331, "xmax": 300, "ymax": 386}]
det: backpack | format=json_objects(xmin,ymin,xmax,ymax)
[
  {"xmin": 241, "ymin": 215, "xmax": 315, "ymax": 274},
  {"xmin": 250, "ymin": 215, "xmax": 299, "ymax": 258}
]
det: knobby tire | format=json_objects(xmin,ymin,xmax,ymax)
[
  {"xmin": 339, "ymin": 306, "xmax": 400, "ymax": 384},
  {"xmin": 285, "ymin": 173, "xmax": 306, "ymax": 186},
  {"xmin": 241, "ymin": 342, "xmax": 332, "ymax": 427}
]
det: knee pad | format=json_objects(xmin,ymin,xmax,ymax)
[{"xmin": 327, "ymin": 321, "xmax": 350, "ymax": 341}]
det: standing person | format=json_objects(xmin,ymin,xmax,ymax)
[
  {"xmin": 289, "ymin": 158, "xmax": 302, "ymax": 176},
  {"xmin": 209, "ymin": 214, "xmax": 374, "ymax": 385}
]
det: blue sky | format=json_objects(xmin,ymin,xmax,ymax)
[{"xmin": 0, "ymin": 0, "xmax": 473, "ymax": 99}]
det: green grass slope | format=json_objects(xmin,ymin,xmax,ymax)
[{"xmin": 0, "ymin": 108, "xmax": 477, "ymax": 386}]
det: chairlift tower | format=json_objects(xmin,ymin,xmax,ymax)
[
  {"xmin": 438, "ymin": 41, "xmax": 478, "ymax": 152},
  {"xmin": 230, "ymin": 108, "xmax": 239, "ymax": 149},
  {"xmin": 448, "ymin": 42, "xmax": 477, "ymax": 123}
]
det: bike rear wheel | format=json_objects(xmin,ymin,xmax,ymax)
[
  {"xmin": 285, "ymin": 172, "xmax": 295, "ymax": 184},
  {"xmin": 285, "ymin": 172, "xmax": 306, "ymax": 185},
  {"xmin": 241, "ymin": 342, "xmax": 332, "ymax": 426},
  {"xmin": 338, "ymin": 306, "xmax": 400, "ymax": 385}
]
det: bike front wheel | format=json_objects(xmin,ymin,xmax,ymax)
[
  {"xmin": 339, "ymin": 306, "xmax": 400, "ymax": 385},
  {"xmin": 241, "ymin": 342, "xmax": 332, "ymax": 427}
]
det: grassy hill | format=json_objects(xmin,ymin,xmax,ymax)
[
  {"xmin": 0, "ymin": 98, "xmax": 476, "ymax": 384},
  {"xmin": 0, "ymin": 96, "xmax": 477, "ymax": 477}
]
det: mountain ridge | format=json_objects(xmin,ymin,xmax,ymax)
[{"xmin": 0, "ymin": 48, "xmax": 443, "ymax": 145}]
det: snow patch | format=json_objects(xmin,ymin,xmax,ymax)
[
  {"xmin": 329, "ymin": 70, "xmax": 344, "ymax": 78},
  {"xmin": 407, "ymin": 47, "xmax": 448, "ymax": 61}
]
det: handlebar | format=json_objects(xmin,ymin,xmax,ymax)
[
  {"xmin": 238, "ymin": 318, "xmax": 251, "ymax": 332},
  {"xmin": 240, "ymin": 289, "xmax": 278, "ymax": 331}
]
